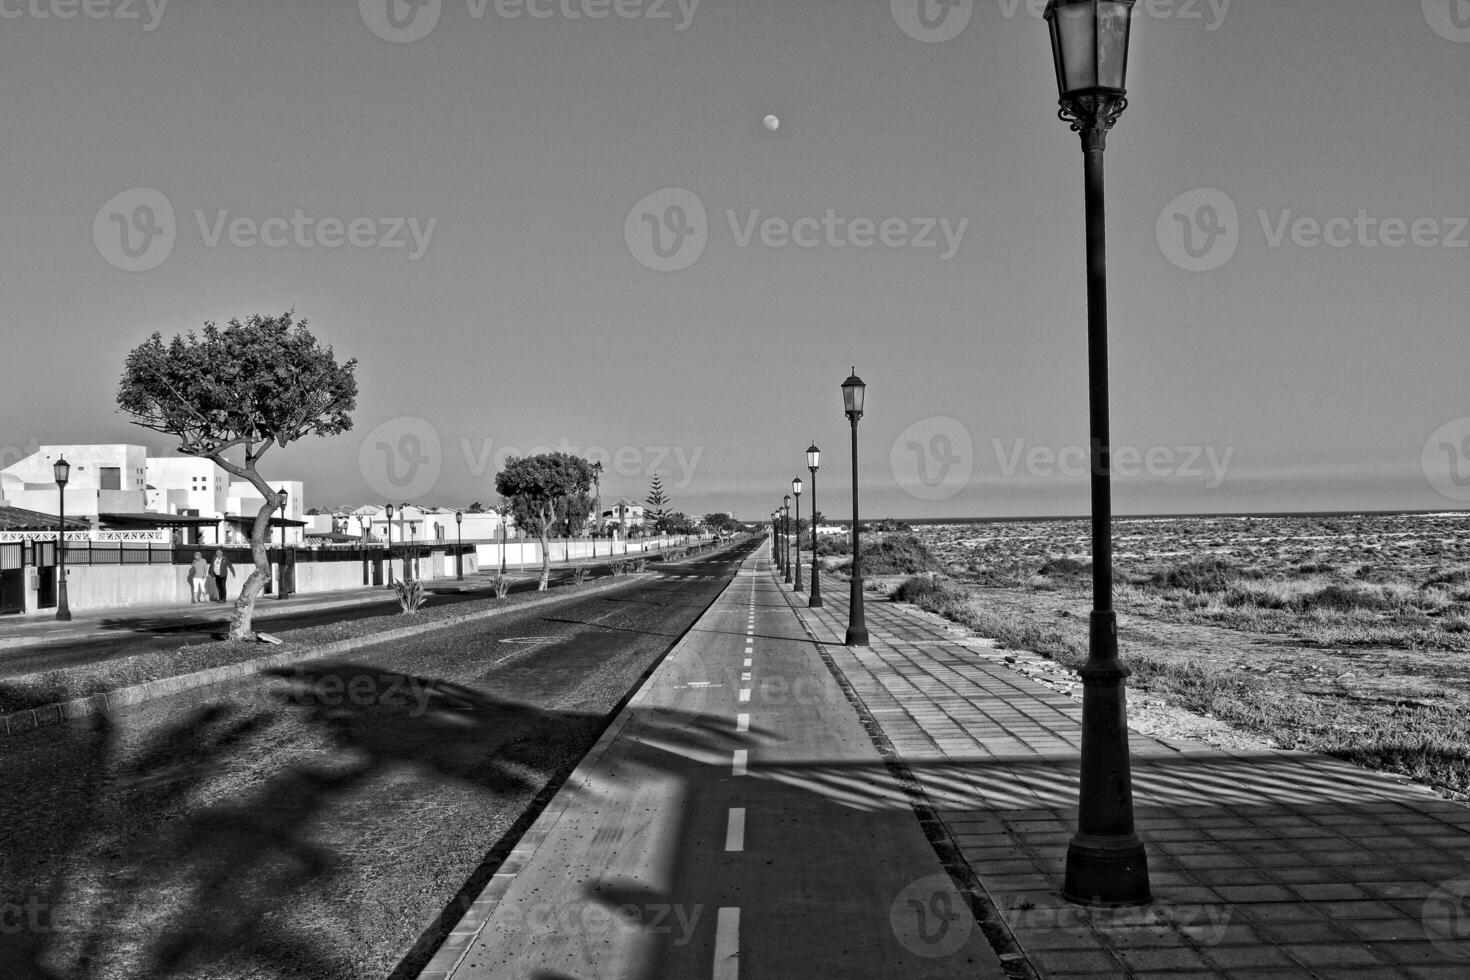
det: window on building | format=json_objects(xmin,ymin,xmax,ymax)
[{"xmin": 100, "ymin": 467, "xmax": 121, "ymax": 490}]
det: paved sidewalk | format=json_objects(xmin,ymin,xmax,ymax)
[{"xmin": 780, "ymin": 573, "xmax": 1470, "ymax": 978}]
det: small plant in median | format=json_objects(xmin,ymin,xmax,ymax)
[
  {"xmin": 608, "ymin": 558, "xmax": 628, "ymax": 576},
  {"xmin": 491, "ymin": 575, "xmax": 512, "ymax": 598},
  {"xmin": 572, "ymin": 566, "xmax": 590, "ymax": 585},
  {"xmin": 392, "ymin": 575, "xmax": 427, "ymax": 614}
]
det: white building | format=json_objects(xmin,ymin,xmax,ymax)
[
  {"xmin": 228, "ymin": 480, "xmax": 305, "ymax": 544},
  {"xmin": 604, "ymin": 498, "xmax": 645, "ymax": 531},
  {"xmin": 0, "ymin": 444, "xmax": 148, "ymax": 517},
  {"xmin": 146, "ymin": 456, "xmax": 230, "ymax": 518}
]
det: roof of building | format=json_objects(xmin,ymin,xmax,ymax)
[
  {"xmin": 0, "ymin": 505, "xmax": 89, "ymax": 532},
  {"xmin": 99, "ymin": 512, "xmax": 225, "ymax": 529}
]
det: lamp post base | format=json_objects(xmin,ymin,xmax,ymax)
[
  {"xmin": 844, "ymin": 627, "xmax": 868, "ymax": 646},
  {"xmin": 1063, "ymin": 833, "xmax": 1151, "ymax": 907}
]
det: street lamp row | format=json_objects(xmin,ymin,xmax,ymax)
[{"xmin": 773, "ymin": 0, "xmax": 1148, "ymax": 906}]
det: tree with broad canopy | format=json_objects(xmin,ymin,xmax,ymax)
[
  {"xmin": 117, "ymin": 312, "xmax": 358, "ymax": 640},
  {"xmin": 494, "ymin": 453, "xmax": 596, "ymax": 591}
]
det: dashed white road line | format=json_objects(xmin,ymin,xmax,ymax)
[
  {"xmin": 714, "ymin": 907, "xmax": 740, "ymax": 980},
  {"xmin": 736, "ymin": 713, "xmax": 749, "ymax": 732},
  {"xmin": 725, "ymin": 808, "xmax": 746, "ymax": 851},
  {"xmin": 732, "ymin": 749, "xmax": 748, "ymax": 775},
  {"xmin": 738, "ymin": 688, "xmax": 750, "ymax": 703}
]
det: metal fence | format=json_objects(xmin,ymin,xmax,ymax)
[{"xmin": 34, "ymin": 541, "xmax": 472, "ymax": 566}]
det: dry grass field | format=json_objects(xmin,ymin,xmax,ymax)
[{"xmin": 891, "ymin": 512, "xmax": 1470, "ymax": 801}]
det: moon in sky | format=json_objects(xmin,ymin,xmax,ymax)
[{"xmin": 763, "ymin": 114, "xmax": 780, "ymax": 132}]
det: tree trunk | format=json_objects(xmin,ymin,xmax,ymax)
[
  {"xmin": 537, "ymin": 528, "xmax": 551, "ymax": 590},
  {"xmin": 228, "ymin": 496, "xmax": 278, "ymax": 640}
]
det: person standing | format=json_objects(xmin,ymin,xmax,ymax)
[
  {"xmin": 187, "ymin": 552, "xmax": 208, "ymax": 603},
  {"xmin": 211, "ymin": 548, "xmax": 235, "ymax": 602}
]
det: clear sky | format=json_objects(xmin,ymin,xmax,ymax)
[{"xmin": 2, "ymin": 1, "xmax": 1467, "ymax": 520}]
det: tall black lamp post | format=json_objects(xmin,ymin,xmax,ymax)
[
  {"xmin": 771, "ymin": 510, "xmax": 780, "ymax": 572},
  {"xmin": 1045, "ymin": 0, "xmax": 1150, "ymax": 908},
  {"xmin": 455, "ymin": 509, "xmax": 464, "ymax": 580},
  {"xmin": 385, "ymin": 502, "xmax": 395, "ymax": 586},
  {"xmin": 842, "ymin": 370, "xmax": 868, "ymax": 646},
  {"xmin": 807, "ymin": 443, "xmax": 822, "ymax": 607},
  {"xmin": 791, "ymin": 475, "xmax": 803, "ymax": 591},
  {"xmin": 592, "ymin": 461, "xmax": 603, "ymax": 558},
  {"xmin": 781, "ymin": 494, "xmax": 792, "ymax": 584},
  {"xmin": 276, "ymin": 487, "xmax": 288, "ymax": 600},
  {"xmin": 54, "ymin": 457, "xmax": 71, "ymax": 621}
]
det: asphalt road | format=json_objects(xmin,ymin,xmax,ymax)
[
  {"xmin": 0, "ymin": 563, "xmax": 632, "ymax": 677},
  {"xmin": 0, "ymin": 540, "xmax": 761, "ymax": 980}
]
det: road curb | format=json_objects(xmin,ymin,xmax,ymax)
[{"xmin": 0, "ymin": 573, "xmax": 654, "ymax": 738}]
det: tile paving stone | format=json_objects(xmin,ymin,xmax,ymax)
[
  {"xmin": 1283, "ymin": 942, "xmax": 1394, "ymax": 967},
  {"xmin": 782, "ymin": 586, "xmax": 1470, "ymax": 980}
]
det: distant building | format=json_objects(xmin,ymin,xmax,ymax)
[
  {"xmin": 604, "ymin": 498, "xmax": 645, "ymax": 532},
  {"xmin": 0, "ymin": 444, "xmax": 148, "ymax": 517}
]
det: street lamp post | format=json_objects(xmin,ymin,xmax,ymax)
[
  {"xmin": 807, "ymin": 443, "xmax": 822, "ymax": 608},
  {"xmin": 592, "ymin": 461, "xmax": 603, "ymax": 558},
  {"xmin": 385, "ymin": 502, "xmax": 395, "ymax": 586},
  {"xmin": 782, "ymin": 494, "xmax": 792, "ymax": 584},
  {"xmin": 791, "ymin": 476, "xmax": 803, "ymax": 591},
  {"xmin": 1044, "ymin": 0, "xmax": 1150, "ymax": 908},
  {"xmin": 771, "ymin": 511, "xmax": 780, "ymax": 572},
  {"xmin": 276, "ymin": 487, "xmax": 288, "ymax": 600},
  {"xmin": 455, "ymin": 509, "xmax": 464, "ymax": 580},
  {"xmin": 53, "ymin": 457, "xmax": 71, "ymax": 621},
  {"xmin": 842, "ymin": 370, "xmax": 868, "ymax": 646},
  {"xmin": 357, "ymin": 515, "xmax": 369, "ymax": 585}
]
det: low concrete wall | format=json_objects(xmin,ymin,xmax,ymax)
[
  {"xmin": 18, "ymin": 550, "xmax": 481, "ymax": 615},
  {"xmin": 472, "ymin": 535, "xmax": 705, "ymax": 569}
]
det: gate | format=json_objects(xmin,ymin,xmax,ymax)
[
  {"xmin": 0, "ymin": 543, "xmax": 24, "ymax": 615},
  {"xmin": 34, "ymin": 541, "xmax": 56, "ymax": 609},
  {"xmin": 371, "ymin": 554, "xmax": 384, "ymax": 587}
]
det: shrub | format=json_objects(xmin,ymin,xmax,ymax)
[
  {"xmin": 572, "ymin": 566, "xmax": 590, "ymax": 584},
  {"xmin": 1301, "ymin": 583, "xmax": 1395, "ymax": 613},
  {"xmin": 392, "ymin": 576, "xmax": 427, "ymax": 614},
  {"xmin": 608, "ymin": 558, "xmax": 628, "ymax": 576},
  {"xmin": 1148, "ymin": 558, "xmax": 1240, "ymax": 592},
  {"xmin": 491, "ymin": 574, "xmax": 511, "ymax": 598},
  {"xmin": 860, "ymin": 535, "xmax": 942, "ymax": 576},
  {"xmin": 815, "ymin": 536, "xmax": 851, "ymax": 557},
  {"xmin": 1037, "ymin": 557, "xmax": 1090, "ymax": 578}
]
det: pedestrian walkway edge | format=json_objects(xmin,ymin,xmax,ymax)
[{"xmin": 772, "ymin": 569, "xmax": 1037, "ymax": 980}]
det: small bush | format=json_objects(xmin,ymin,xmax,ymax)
[
  {"xmin": 1038, "ymin": 557, "xmax": 1090, "ymax": 578},
  {"xmin": 392, "ymin": 576, "xmax": 427, "ymax": 614},
  {"xmin": 815, "ymin": 536, "xmax": 851, "ymax": 557},
  {"xmin": 1148, "ymin": 558, "xmax": 1240, "ymax": 592},
  {"xmin": 572, "ymin": 566, "xmax": 590, "ymax": 584},
  {"xmin": 608, "ymin": 558, "xmax": 628, "ymax": 576},
  {"xmin": 1301, "ymin": 583, "xmax": 1395, "ymax": 613},
  {"xmin": 860, "ymin": 535, "xmax": 942, "ymax": 576},
  {"xmin": 491, "ymin": 575, "xmax": 511, "ymax": 598}
]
